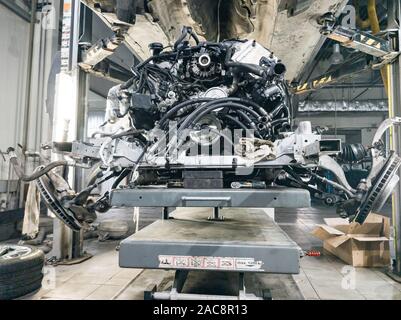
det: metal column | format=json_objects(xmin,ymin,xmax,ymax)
[
  {"xmin": 71, "ymin": 3, "xmax": 92, "ymax": 260},
  {"xmin": 388, "ymin": 0, "xmax": 401, "ymax": 277},
  {"xmin": 51, "ymin": 0, "xmax": 91, "ymax": 263}
]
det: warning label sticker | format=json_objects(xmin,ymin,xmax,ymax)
[{"xmin": 158, "ymin": 255, "xmax": 264, "ymax": 271}]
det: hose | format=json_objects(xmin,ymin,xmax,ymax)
[
  {"xmin": 158, "ymin": 98, "xmax": 214, "ymax": 128},
  {"xmin": 73, "ymin": 172, "xmax": 118, "ymax": 206},
  {"xmin": 9, "ymin": 158, "xmax": 68, "ymax": 182},
  {"xmin": 240, "ymin": 98, "xmax": 269, "ymax": 116},
  {"xmin": 131, "ymin": 144, "xmax": 149, "ymax": 180},
  {"xmin": 168, "ymin": 101, "xmax": 266, "ymax": 153},
  {"xmin": 269, "ymin": 103, "xmax": 288, "ymax": 119},
  {"xmin": 120, "ymin": 77, "xmax": 135, "ymax": 90},
  {"xmin": 173, "ymin": 26, "xmax": 200, "ymax": 50},
  {"xmin": 160, "ymin": 97, "xmax": 267, "ymax": 131},
  {"xmin": 180, "ymin": 102, "xmax": 262, "ymax": 133},
  {"xmin": 222, "ymin": 114, "xmax": 249, "ymax": 132},
  {"xmin": 179, "ymin": 98, "xmax": 267, "ymax": 130},
  {"xmin": 235, "ymin": 110, "xmax": 263, "ymax": 138},
  {"xmin": 226, "ymin": 62, "xmax": 266, "ymax": 77},
  {"xmin": 111, "ymin": 129, "xmax": 145, "ymax": 140},
  {"xmin": 224, "ymin": 46, "xmax": 234, "ymax": 65},
  {"xmin": 270, "ymin": 118, "xmax": 290, "ymax": 134},
  {"xmin": 277, "ymin": 82, "xmax": 292, "ymax": 124},
  {"xmin": 132, "ymin": 52, "xmax": 177, "ymax": 74},
  {"xmin": 189, "ymin": 30, "xmax": 200, "ymax": 45},
  {"xmin": 191, "ymin": 103, "xmax": 261, "ymax": 124},
  {"xmin": 271, "ymin": 118, "xmax": 289, "ymax": 127},
  {"xmin": 111, "ymin": 168, "xmax": 132, "ymax": 189},
  {"xmin": 174, "ymin": 28, "xmax": 190, "ymax": 50}
]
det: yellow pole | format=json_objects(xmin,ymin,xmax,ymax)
[
  {"xmin": 387, "ymin": 63, "xmax": 398, "ymax": 263},
  {"xmin": 367, "ymin": 0, "xmax": 389, "ymax": 92}
]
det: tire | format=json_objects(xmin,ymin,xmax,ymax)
[
  {"xmin": 116, "ymin": 0, "xmax": 137, "ymax": 24},
  {"xmin": 0, "ymin": 245, "xmax": 45, "ymax": 300}
]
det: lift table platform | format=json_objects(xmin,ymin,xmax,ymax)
[{"xmin": 119, "ymin": 208, "xmax": 301, "ymax": 274}]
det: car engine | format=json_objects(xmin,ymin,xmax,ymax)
[{"xmin": 7, "ymin": 27, "xmax": 401, "ymax": 231}]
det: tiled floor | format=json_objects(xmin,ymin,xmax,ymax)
[
  {"xmin": 277, "ymin": 203, "xmax": 401, "ymax": 300},
  {"xmin": 18, "ymin": 203, "xmax": 401, "ymax": 300},
  {"xmin": 23, "ymin": 240, "xmax": 143, "ymax": 300}
]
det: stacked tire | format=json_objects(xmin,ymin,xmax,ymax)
[{"xmin": 0, "ymin": 245, "xmax": 44, "ymax": 300}]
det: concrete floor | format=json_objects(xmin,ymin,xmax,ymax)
[{"xmin": 17, "ymin": 203, "xmax": 401, "ymax": 300}]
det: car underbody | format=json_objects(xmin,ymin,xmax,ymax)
[{"xmin": 81, "ymin": 0, "xmax": 349, "ymax": 80}]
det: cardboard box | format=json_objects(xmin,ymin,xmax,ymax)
[{"xmin": 311, "ymin": 213, "xmax": 390, "ymax": 267}]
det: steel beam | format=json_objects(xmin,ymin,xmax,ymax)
[
  {"xmin": 319, "ymin": 12, "xmax": 397, "ymax": 62},
  {"xmin": 79, "ymin": 37, "xmax": 123, "ymax": 70},
  {"xmin": 111, "ymin": 188, "xmax": 311, "ymax": 208},
  {"xmin": 326, "ymin": 26, "xmax": 392, "ymax": 58}
]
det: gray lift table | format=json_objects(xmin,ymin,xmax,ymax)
[{"xmin": 117, "ymin": 192, "xmax": 305, "ymax": 300}]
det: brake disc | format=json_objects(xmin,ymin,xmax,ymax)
[
  {"xmin": 354, "ymin": 151, "xmax": 401, "ymax": 224},
  {"xmin": 36, "ymin": 172, "xmax": 82, "ymax": 231}
]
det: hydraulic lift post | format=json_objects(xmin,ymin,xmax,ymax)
[{"xmin": 52, "ymin": 0, "xmax": 91, "ymax": 262}]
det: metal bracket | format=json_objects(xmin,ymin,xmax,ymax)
[
  {"xmin": 79, "ymin": 36, "xmax": 124, "ymax": 70},
  {"xmin": 319, "ymin": 12, "xmax": 397, "ymax": 59},
  {"xmin": 372, "ymin": 52, "xmax": 401, "ymax": 69},
  {"xmin": 293, "ymin": 12, "xmax": 400, "ymax": 94}
]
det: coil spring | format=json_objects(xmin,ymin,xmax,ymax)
[{"xmin": 339, "ymin": 143, "xmax": 367, "ymax": 163}]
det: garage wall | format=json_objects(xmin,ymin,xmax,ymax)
[
  {"xmin": 0, "ymin": 2, "xmax": 61, "ymax": 211},
  {"xmin": 0, "ymin": 4, "xmax": 30, "ymax": 180}
]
